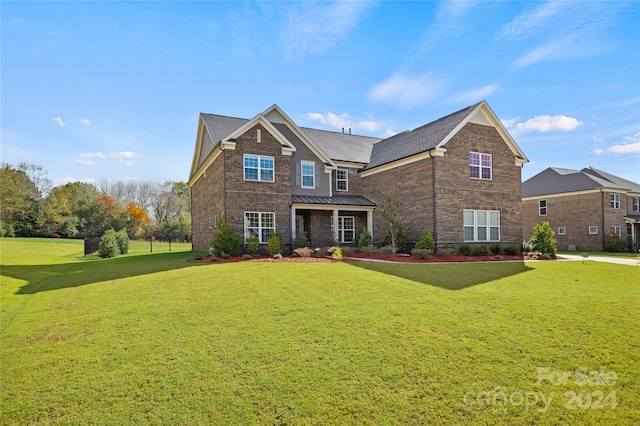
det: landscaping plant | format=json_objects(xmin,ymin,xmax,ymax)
[
  {"xmin": 414, "ymin": 228, "xmax": 436, "ymax": 251},
  {"xmin": 98, "ymin": 229, "xmax": 118, "ymax": 258},
  {"xmin": 267, "ymin": 231, "xmax": 283, "ymax": 257},
  {"xmin": 210, "ymin": 219, "xmax": 242, "ymax": 257},
  {"xmin": 115, "ymin": 228, "xmax": 129, "ymax": 254},
  {"xmin": 529, "ymin": 221, "xmax": 557, "ymax": 256}
]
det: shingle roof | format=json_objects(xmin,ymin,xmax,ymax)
[
  {"xmin": 292, "ymin": 195, "xmax": 376, "ymax": 207},
  {"xmin": 200, "ymin": 113, "xmax": 249, "ymax": 145},
  {"xmin": 522, "ymin": 167, "xmax": 640, "ymax": 197},
  {"xmin": 299, "ymin": 127, "xmax": 381, "ymax": 164},
  {"xmin": 361, "ymin": 102, "xmax": 481, "ymax": 171}
]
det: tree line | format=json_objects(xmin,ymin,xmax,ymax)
[{"xmin": 1, "ymin": 162, "xmax": 191, "ymax": 242}]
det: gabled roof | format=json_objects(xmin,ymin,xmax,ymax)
[
  {"xmin": 522, "ymin": 167, "xmax": 640, "ymax": 197},
  {"xmin": 300, "ymin": 127, "xmax": 381, "ymax": 164},
  {"xmin": 361, "ymin": 100, "xmax": 527, "ymax": 171}
]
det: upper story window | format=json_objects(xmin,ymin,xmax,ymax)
[
  {"xmin": 244, "ymin": 154, "xmax": 274, "ymax": 182},
  {"xmin": 610, "ymin": 193, "xmax": 620, "ymax": 209},
  {"xmin": 539, "ymin": 200, "xmax": 547, "ymax": 216},
  {"xmin": 301, "ymin": 161, "xmax": 315, "ymax": 188},
  {"xmin": 470, "ymin": 152, "xmax": 492, "ymax": 180},
  {"xmin": 633, "ymin": 197, "xmax": 639, "ymax": 212},
  {"xmin": 336, "ymin": 169, "xmax": 348, "ymax": 191}
]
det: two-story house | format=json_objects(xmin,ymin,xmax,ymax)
[
  {"xmin": 189, "ymin": 101, "xmax": 528, "ymax": 253},
  {"xmin": 522, "ymin": 167, "xmax": 640, "ymax": 250}
]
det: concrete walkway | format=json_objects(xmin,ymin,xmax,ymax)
[{"xmin": 558, "ymin": 254, "xmax": 639, "ymax": 266}]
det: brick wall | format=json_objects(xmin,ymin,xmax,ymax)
[
  {"xmin": 191, "ymin": 152, "xmax": 225, "ymax": 252},
  {"xmin": 522, "ymin": 190, "xmax": 631, "ymax": 251}
]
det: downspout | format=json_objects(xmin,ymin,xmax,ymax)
[
  {"xmin": 431, "ymin": 154, "xmax": 438, "ymax": 247},
  {"xmin": 223, "ymin": 146, "xmax": 227, "ymax": 222},
  {"xmin": 601, "ymin": 189, "xmax": 605, "ymax": 250}
]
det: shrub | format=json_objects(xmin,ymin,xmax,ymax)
[
  {"xmin": 267, "ymin": 231, "xmax": 283, "ymax": 257},
  {"xmin": 490, "ymin": 242, "xmax": 504, "ymax": 255},
  {"xmin": 377, "ymin": 245, "xmax": 395, "ymax": 255},
  {"xmin": 382, "ymin": 224, "xmax": 410, "ymax": 253},
  {"xmin": 458, "ymin": 243, "xmax": 473, "ymax": 256},
  {"xmin": 245, "ymin": 235, "xmax": 260, "ymax": 255},
  {"xmin": 355, "ymin": 226, "xmax": 373, "ymax": 251},
  {"xmin": 437, "ymin": 246, "xmax": 457, "ymax": 258},
  {"xmin": 504, "ymin": 245, "xmax": 520, "ymax": 256},
  {"xmin": 98, "ymin": 229, "xmax": 118, "ymax": 258},
  {"xmin": 210, "ymin": 256, "xmax": 219, "ymax": 262},
  {"xmin": 605, "ymin": 232, "xmax": 627, "ymax": 252},
  {"xmin": 472, "ymin": 245, "xmax": 490, "ymax": 256},
  {"xmin": 242, "ymin": 254, "xmax": 253, "ymax": 261},
  {"xmin": 221, "ymin": 253, "xmax": 230, "ymax": 259},
  {"xmin": 521, "ymin": 240, "xmax": 534, "ymax": 253},
  {"xmin": 294, "ymin": 247, "xmax": 313, "ymax": 257},
  {"xmin": 115, "ymin": 228, "xmax": 129, "ymax": 254},
  {"xmin": 361, "ymin": 246, "xmax": 377, "ymax": 255},
  {"xmin": 193, "ymin": 254, "xmax": 203, "ymax": 260},
  {"xmin": 211, "ymin": 220, "xmax": 242, "ymax": 257},
  {"xmin": 530, "ymin": 222, "xmax": 557, "ymax": 256},
  {"xmin": 411, "ymin": 248, "xmax": 434, "ymax": 259},
  {"xmin": 328, "ymin": 246, "xmax": 343, "ymax": 261},
  {"xmin": 414, "ymin": 229, "xmax": 436, "ymax": 250}
]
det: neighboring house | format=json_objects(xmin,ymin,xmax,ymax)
[
  {"xmin": 522, "ymin": 167, "xmax": 640, "ymax": 250},
  {"xmin": 189, "ymin": 101, "xmax": 528, "ymax": 252}
]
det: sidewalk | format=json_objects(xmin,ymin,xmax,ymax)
[{"xmin": 558, "ymin": 254, "xmax": 639, "ymax": 266}]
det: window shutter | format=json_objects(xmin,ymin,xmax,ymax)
[
  {"xmin": 295, "ymin": 161, "xmax": 301, "ymax": 187},
  {"xmin": 315, "ymin": 162, "xmax": 320, "ymax": 187}
]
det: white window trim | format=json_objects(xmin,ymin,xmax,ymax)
[
  {"xmin": 243, "ymin": 154, "xmax": 274, "ymax": 182},
  {"xmin": 469, "ymin": 152, "xmax": 492, "ymax": 181},
  {"xmin": 633, "ymin": 197, "xmax": 639, "ymax": 212},
  {"xmin": 557, "ymin": 227, "xmax": 566, "ymax": 235},
  {"xmin": 463, "ymin": 210, "xmax": 500, "ymax": 242},
  {"xmin": 539, "ymin": 199, "xmax": 547, "ymax": 216},
  {"xmin": 589, "ymin": 226, "xmax": 599, "ymax": 235},
  {"xmin": 611, "ymin": 226, "xmax": 621, "ymax": 236},
  {"xmin": 336, "ymin": 169, "xmax": 348, "ymax": 192},
  {"xmin": 301, "ymin": 160, "xmax": 315, "ymax": 189},
  {"xmin": 610, "ymin": 193, "xmax": 620, "ymax": 209},
  {"xmin": 338, "ymin": 216, "xmax": 355, "ymax": 243},
  {"xmin": 244, "ymin": 212, "xmax": 276, "ymax": 244}
]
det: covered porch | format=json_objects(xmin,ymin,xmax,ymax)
[
  {"xmin": 291, "ymin": 195, "xmax": 376, "ymax": 247},
  {"xmin": 625, "ymin": 215, "xmax": 640, "ymax": 247}
]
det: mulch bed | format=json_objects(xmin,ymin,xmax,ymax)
[{"xmin": 188, "ymin": 253, "xmax": 552, "ymax": 264}]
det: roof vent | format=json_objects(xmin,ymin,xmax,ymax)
[
  {"xmin": 349, "ymin": 128, "xmax": 351, "ymax": 134},
  {"xmin": 342, "ymin": 127, "xmax": 344, "ymax": 134}
]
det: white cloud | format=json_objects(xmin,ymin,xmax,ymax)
[
  {"xmin": 367, "ymin": 72, "xmax": 447, "ymax": 108},
  {"xmin": 499, "ymin": 1, "xmax": 567, "ymax": 40},
  {"xmin": 449, "ymin": 84, "xmax": 498, "ymax": 103},
  {"xmin": 513, "ymin": 115, "xmax": 582, "ymax": 132},
  {"xmin": 306, "ymin": 112, "xmax": 379, "ymax": 133},
  {"xmin": 77, "ymin": 151, "xmax": 143, "ymax": 167},
  {"xmin": 80, "ymin": 118, "xmax": 90, "ymax": 125},
  {"xmin": 608, "ymin": 133, "xmax": 640, "ymax": 154},
  {"xmin": 592, "ymin": 136, "xmax": 604, "ymax": 143},
  {"xmin": 53, "ymin": 117, "xmax": 65, "ymax": 127},
  {"xmin": 80, "ymin": 152, "xmax": 106, "ymax": 159},
  {"xmin": 501, "ymin": 118, "xmax": 517, "ymax": 129},
  {"xmin": 283, "ymin": 1, "xmax": 372, "ymax": 58},
  {"xmin": 76, "ymin": 159, "xmax": 95, "ymax": 166}
]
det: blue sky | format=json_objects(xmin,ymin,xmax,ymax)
[{"xmin": 2, "ymin": 1, "xmax": 639, "ymax": 187}]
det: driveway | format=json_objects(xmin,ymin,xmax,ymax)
[{"xmin": 558, "ymin": 254, "xmax": 639, "ymax": 266}]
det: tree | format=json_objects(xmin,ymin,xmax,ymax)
[
  {"xmin": 415, "ymin": 228, "xmax": 435, "ymax": 250},
  {"xmin": 210, "ymin": 220, "xmax": 242, "ymax": 256},
  {"xmin": 530, "ymin": 222, "xmax": 557, "ymax": 256},
  {"xmin": 98, "ymin": 229, "xmax": 119, "ymax": 258},
  {"xmin": 380, "ymin": 199, "xmax": 402, "ymax": 253},
  {"xmin": 0, "ymin": 163, "xmax": 46, "ymax": 236}
]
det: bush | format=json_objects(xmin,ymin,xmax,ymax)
[
  {"xmin": 414, "ymin": 229, "xmax": 436, "ymax": 250},
  {"xmin": 472, "ymin": 245, "xmax": 490, "ymax": 256},
  {"xmin": 458, "ymin": 243, "xmax": 473, "ymax": 256},
  {"xmin": 328, "ymin": 246, "xmax": 343, "ymax": 261},
  {"xmin": 530, "ymin": 222, "xmax": 557, "ymax": 256},
  {"xmin": 98, "ymin": 229, "xmax": 119, "ymax": 258},
  {"xmin": 411, "ymin": 248, "xmax": 434, "ymax": 259},
  {"xmin": 382, "ymin": 224, "xmax": 410, "ymax": 253},
  {"xmin": 355, "ymin": 226, "xmax": 373, "ymax": 251},
  {"xmin": 605, "ymin": 232, "xmax": 627, "ymax": 252},
  {"xmin": 521, "ymin": 240, "xmax": 534, "ymax": 253},
  {"xmin": 211, "ymin": 220, "xmax": 242, "ymax": 257},
  {"xmin": 267, "ymin": 231, "xmax": 283, "ymax": 257},
  {"xmin": 504, "ymin": 245, "xmax": 520, "ymax": 256},
  {"xmin": 294, "ymin": 247, "xmax": 313, "ymax": 257},
  {"xmin": 361, "ymin": 246, "xmax": 377, "ymax": 255},
  {"xmin": 116, "ymin": 228, "xmax": 129, "ymax": 254},
  {"xmin": 377, "ymin": 245, "xmax": 395, "ymax": 255},
  {"xmin": 245, "ymin": 235, "xmax": 260, "ymax": 255},
  {"xmin": 490, "ymin": 242, "xmax": 504, "ymax": 255},
  {"xmin": 437, "ymin": 247, "xmax": 457, "ymax": 258},
  {"xmin": 242, "ymin": 254, "xmax": 253, "ymax": 261}
]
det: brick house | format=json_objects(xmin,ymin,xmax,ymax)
[
  {"xmin": 522, "ymin": 167, "xmax": 640, "ymax": 250},
  {"xmin": 189, "ymin": 101, "xmax": 528, "ymax": 252}
]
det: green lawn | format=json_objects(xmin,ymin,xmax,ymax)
[
  {"xmin": 1, "ymin": 238, "xmax": 638, "ymax": 425},
  {"xmin": 557, "ymin": 250, "xmax": 639, "ymax": 259}
]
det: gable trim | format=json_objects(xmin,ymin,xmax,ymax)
[
  {"xmin": 225, "ymin": 113, "xmax": 297, "ymax": 155},
  {"xmin": 359, "ymin": 149, "xmax": 445, "ymax": 177},
  {"xmin": 189, "ymin": 145, "xmax": 223, "ymax": 187}
]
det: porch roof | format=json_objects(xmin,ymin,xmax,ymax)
[
  {"xmin": 292, "ymin": 195, "xmax": 376, "ymax": 207},
  {"xmin": 624, "ymin": 215, "xmax": 640, "ymax": 223}
]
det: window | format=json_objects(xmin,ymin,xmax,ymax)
[
  {"xmin": 589, "ymin": 226, "xmax": 598, "ymax": 235},
  {"xmin": 633, "ymin": 197, "xmax": 639, "ymax": 212},
  {"xmin": 463, "ymin": 210, "xmax": 500, "ymax": 242},
  {"xmin": 610, "ymin": 193, "xmax": 620, "ymax": 209},
  {"xmin": 470, "ymin": 152, "xmax": 492, "ymax": 180},
  {"xmin": 539, "ymin": 200, "xmax": 547, "ymax": 216},
  {"xmin": 244, "ymin": 154, "xmax": 274, "ymax": 182},
  {"xmin": 336, "ymin": 169, "xmax": 348, "ymax": 191},
  {"xmin": 301, "ymin": 161, "xmax": 315, "ymax": 188},
  {"xmin": 558, "ymin": 227, "xmax": 567, "ymax": 235},
  {"xmin": 611, "ymin": 226, "xmax": 621, "ymax": 236},
  {"xmin": 338, "ymin": 216, "xmax": 355, "ymax": 243},
  {"xmin": 244, "ymin": 212, "xmax": 275, "ymax": 243}
]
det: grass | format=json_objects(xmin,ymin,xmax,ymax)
[
  {"xmin": 1, "ymin": 238, "xmax": 639, "ymax": 425},
  {"xmin": 557, "ymin": 250, "xmax": 639, "ymax": 259}
]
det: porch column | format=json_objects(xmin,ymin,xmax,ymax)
[
  {"xmin": 633, "ymin": 222, "xmax": 636, "ymax": 244},
  {"xmin": 333, "ymin": 209, "xmax": 339, "ymax": 243},
  {"xmin": 367, "ymin": 210, "xmax": 374, "ymax": 241},
  {"xmin": 291, "ymin": 206, "xmax": 296, "ymax": 240}
]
